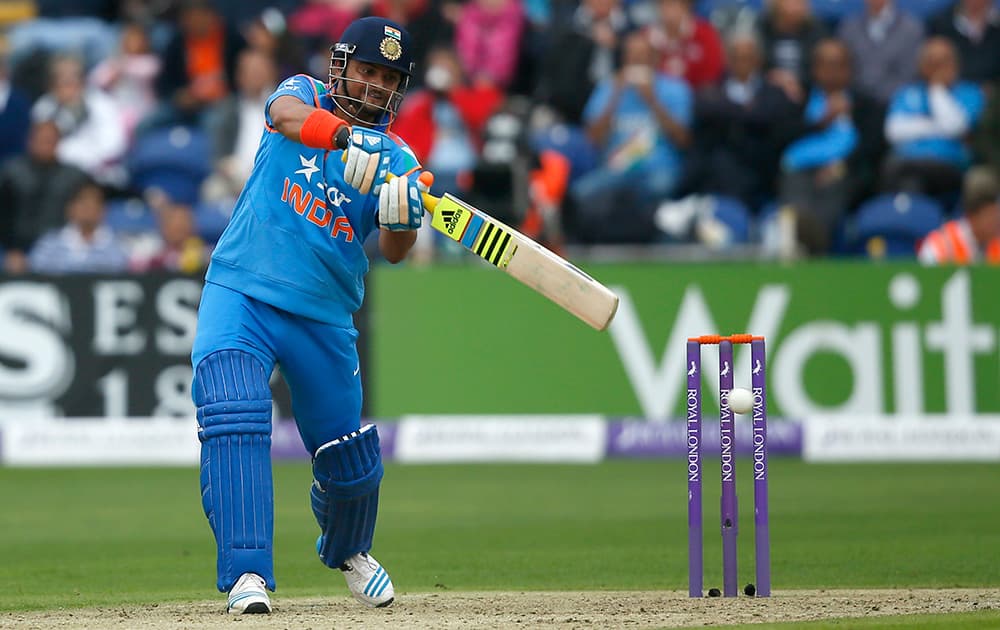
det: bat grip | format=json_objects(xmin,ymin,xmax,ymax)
[
  {"xmin": 334, "ymin": 126, "xmax": 350, "ymax": 151},
  {"xmin": 385, "ymin": 173, "xmax": 440, "ymax": 213}
]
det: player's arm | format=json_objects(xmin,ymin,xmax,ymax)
[
  {"xmin": 271, "ymin": 92, "xmax": 393, "ymax": 195},
  {"xmin": 378, "ymin": 230, "xmax": 417, "ymax": 264},
  {"xmin": 268, "ymin": 95, "xmax": 350, "ymax": 150},
  {"xmin": 268, "ymin": 95, "xmax": 321, "ymax": 142}
]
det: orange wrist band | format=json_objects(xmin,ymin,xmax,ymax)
[{"xmin": 300, "ymin": 109, "xmax": 348, "ymax": 150}]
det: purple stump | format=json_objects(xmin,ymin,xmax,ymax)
[
  {"xmin": 686, "ymin": 340, "xmax": 703, "ymax": 598},
  {"xmin": 751, "ymin": 338, "xmax": 771, "ymax": 597},
  {"xmin": 718, "ymin": 340, "xmax": 738, "ymax": 597}
]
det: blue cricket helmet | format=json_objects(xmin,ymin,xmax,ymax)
[
  {"xmin": 334, "ymin": 16, "xmax": 414, "ymax": 77},
  {"xmin": 329, "ymin": 17, "xmax": 414, "ymax": 125}
]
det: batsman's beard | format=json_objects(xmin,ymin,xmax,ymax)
[{"xmin": 333, "ymin": 78, "xmax": 400, "ymax": 126}]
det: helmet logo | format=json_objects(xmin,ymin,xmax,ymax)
[{"xmin": 379, "ymin": 37, "xmax": 402, "ymax": 61}]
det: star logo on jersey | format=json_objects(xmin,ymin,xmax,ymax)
[{"xmin": 295, "ymin": 154, "xmax": 320, "ymax": 182}]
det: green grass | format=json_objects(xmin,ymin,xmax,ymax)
[
  {"xmin": 1, "ymin": 460, "xmax": 998, "ymax": 612},
  {"xmin": 688, "ymin": 610, "xmax": 1000, "ymax": 629}
]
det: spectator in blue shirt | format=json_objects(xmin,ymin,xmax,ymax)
[
  {"xmin": 882, "ymin": 37, "xmax": 985, "ymax": 201},
  {"xmin": 28, "ymin": 179, "xmax": 129, "ymax": 274},
  {"xmin": 569, "ymin": 31, "xmax": 691, "ymax": 243}
]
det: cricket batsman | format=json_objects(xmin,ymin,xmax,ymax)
[{"xmin": 190, "ymin": 16, "xmax": 428, "ymax": 614}]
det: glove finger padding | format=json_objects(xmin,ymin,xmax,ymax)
[
  {"xmin": 378, "ymin": 175, "xmax": 424, "ymax": 231},
  {"xmin": 377, "ymin": 178, "xmax": 396, "ymax": 227},
  {"xmin": 344, "ymin": 130, "xmax": 392, "ymax": 195}
]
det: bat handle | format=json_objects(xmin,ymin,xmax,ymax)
[
  {"xmin": 334, "ymin": 126, "xmax": 351, "ymax": 151},
  {"xmin": 386, "ymin": 173, "xmax": 440, "ymax": 214}
]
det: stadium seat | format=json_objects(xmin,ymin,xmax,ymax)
[
  {"xmin": 705, "ymin": 195, "xmax": 752, "ymax": 245},
  {"xmin": 695, "ymin": 0, "xmax": 764, "ymax": 18},
  {"xmin": 7, "ymin": 17, "xmax": 116, "ymax": 70},
  {"xmin": 755, "ymin": 199, "xmax": 779, "ymax": 229},
  {"xmin": 851, "ymin": 193, "xmax": 945, "ymax": 258},
  {"xmin": 695, "ymin": 0, "xmax": 764, "ymax": 17},
  {"xmin": 532, "ymin": 124, "xmax": 598, "ymax": 183},
  {"xmin": 756, "ymin": 201, "xmax": 869, "ymax": 257},
  {"xmin": 105, "ymin": 198, "xmax": 157, "ymax": 235},
  {"xmin": 194, "ymin": 201, "xmax": 233, "ymax": 244},
  {"xmin": 809, "ymin": 0, "xmax": 865, "ymax": 22},
  {"xmin": 699, "ymin": 0, "xmax": 763, "ymax": 33},
  {"xmin": 896, "ymin": 0, "xmax": 955, "ymax": 18},
  {"xmin": 127, "ymin": 126, "xmax": 212, "ymax": 205}
]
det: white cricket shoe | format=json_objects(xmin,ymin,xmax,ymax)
[
  {"xmin": 227, "ymin": 572, "xmax": 272, "ymax": 614},
  {"xmin": 340, "ymin": 552, "xmax": 394, "ymax": 608}
]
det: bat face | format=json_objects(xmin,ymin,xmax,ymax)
[
  {"xmin": 431, "ymin": 197, "xmax": 518, "ymax": 269},
  {"xmin": 429, "ymin": 194, "xmax": 619, "ymax": 331}
]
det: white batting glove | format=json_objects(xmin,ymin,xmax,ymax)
[
  {"xmin": 343, "ymin": 128, "xmax": 392, "ymax": 195},
  {"xmin": 378, "ymin": 173, "xmax": 432, "ymax": 231}
]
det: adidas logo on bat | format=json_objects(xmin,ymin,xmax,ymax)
[{"xmin": 439, "ymin": 209, "xmax": 464, "ymax": 235}]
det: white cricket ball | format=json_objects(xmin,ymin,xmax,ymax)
[{"xmin": 728, "ymin": 388, "xmax": 753, "ymax": 415}]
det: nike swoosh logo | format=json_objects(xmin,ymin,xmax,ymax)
[{"xmin": 353, "ymin": 365, "xmax": 360, "ymax": 376}]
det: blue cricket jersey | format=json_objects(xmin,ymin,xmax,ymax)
[{"xmin": 206, "ymin": 74, "xmax": 420, "ymax": 327}]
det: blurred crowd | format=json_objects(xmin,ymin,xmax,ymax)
[{"xmin": 1, "ymin": 0, "xmax": 1000, "ymax": 274}]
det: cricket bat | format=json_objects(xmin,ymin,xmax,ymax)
[{"xmin": 404, "ymin": 179, "xmax": 619, "ymax": 331}]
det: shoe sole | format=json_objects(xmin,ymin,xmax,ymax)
[
  {"xmin": 375, "ymin": 597, "xmax": 394, "ymax": 609},
  {"xmin": 241, "ymin": 602, "xmax": 271, "ymax": 614}
]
